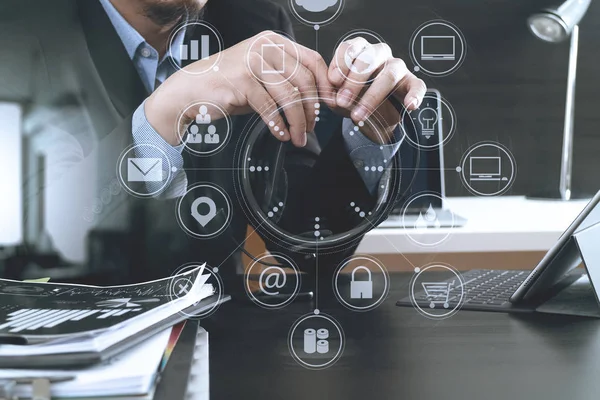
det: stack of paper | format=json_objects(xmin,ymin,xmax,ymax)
[
  {"xmin": 0, "ymin": 324, "xmax": 183, "ymax": 399},
  {"xmin": 0, "ymin": 264, "xmax": 214, "ymax": 368}
]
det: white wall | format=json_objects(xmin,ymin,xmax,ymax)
[{"xmin": 0, "ymin": 102, "xmax": 22, "ymax": 245}]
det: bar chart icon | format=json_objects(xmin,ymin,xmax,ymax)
[{"xmin": 181, "ymin": 35, "xmax": 210, "ymax": 61}]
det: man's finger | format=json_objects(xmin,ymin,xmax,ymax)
[
  {"xmin": 396, "ymin": 73, "xmax": 428, "ymax": 111},
  {"xmin": 244, "ymin": 79, "xmax": 290, "ymax": 142},
  {"xmin": 253, "ymin": 38, "xmax": 318, "ymax": 132},
  {"xmin": 254, "ymin": 62, "xmax": 308, "ymax": 147},
  {"xmin": 352, "ymin": 58, "xmax": 411, "ymax": 122},
  {"xmin": 259, "ymin": 31, "xmax": 334, "ymax": 108},
  {"xmin": 328, "ymin": 37, "xmax": 370, "ymax": 88},
  {"xmin": 335, "ymin": 42, "xmax": 392, "ymax": 112}
]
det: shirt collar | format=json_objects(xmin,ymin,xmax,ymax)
[
  {"xmin": 99, "ymin": 0, "xmax": 146, "ymax": 60},
  {"xmin": 98, "ymin": 0, "xmax": 186, "ymax": 66}
]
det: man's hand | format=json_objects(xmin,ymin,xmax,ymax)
[
  {"xmin": 328, "ymin": 37, "xmax": 427, "ymax": 144},
  {"xmin": 145, "ymin": 31, "xmax": 336, "ymax": 147}
]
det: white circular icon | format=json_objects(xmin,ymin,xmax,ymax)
[
  {"xmin": 401, "ymin": 92, "xmax": 456, "ymax": 150},
  {"xmin": 409, "ymin": 20, "xmax": 466, "ymax": 77},
  {"xmin": 117, "ymin": 143, "xmax": 173, "ymax": 198},
  {"xmin": 288, "ymin": 312, "xmax": 344, "ymax": 369},
  {"xmin": 333, "ymin": 255, "xmax": 389, "ymax": 311},
  {"xmin": 401, "ymin": 192, "xmax": 457, "ymax": 247},
  {"xmin": 167, "ymin": 263, "xmax": 224, "ymax": 319},
  {"xmin": 409, "ymin": 264, "xmax": 465, "ymax": 319},
  {"xmin": 168, "ymin": 21, "xmax": 223, "ymax": 75},
  {"xmin": 178, "ymin": 102, "xmax": 231, "ymax": 156},
  {"xmin": 458, "ymin": 142, "xmax": 517, "ymax": 196},
  {"xmin": 177, "ymin": 184, "xmax": 232, "ymax": 239},
  {"xmin": 333, "ymin": 30, "xmax": 388, "ymax": 85},
  {"xmin": 289, "ymin": 0, "xmax": 344, "ymax": 27},
  {"xmin": 244, "ymin": 253, "xmax": 301, "ymax": 309},
  {"xmin": 245, "ymin": 31, "xmax": 302, "ymax": 86}
]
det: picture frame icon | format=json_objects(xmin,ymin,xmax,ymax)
[
  {"xmin": 127, "ymin": 158, "xmax": 162, "ymax": 182},
  {"xmin": 261, "ymin": 43, "xmax": 285, "ymax": 74}
]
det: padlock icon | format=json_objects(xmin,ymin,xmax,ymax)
[{"xmin": 350, "ymin": 266, "xmax": 373, "ymax": 299}]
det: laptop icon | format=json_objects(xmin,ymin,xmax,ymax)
[
  {"xmin": 469, "ymin": 156, "xmax": 501, "ymax": 181},
  {"xmin": 420, "ymin": 36, "xmax": 456, "ymax": 61}
]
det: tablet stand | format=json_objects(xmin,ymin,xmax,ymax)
[{"xmin": 573, "ymin": 221, "xmax": 600, "ymax": 306}]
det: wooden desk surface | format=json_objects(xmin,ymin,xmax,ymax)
[{"xmin": 201, "ymin": 272, "xmax": 600, "ymax": 400}]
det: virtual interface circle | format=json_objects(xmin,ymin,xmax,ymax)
[
  {"xmin": 244, "ymin": 253, "xmax": 302, "ymax": 309},
  {"xmin": 400, "ymin": 192, "xmax": 458, "ymax": 247},
  {"xmin": 177, "ymin": 183, "xmax": 232, "ymax": 239},
  {"xmin": 168, "ymin": 21, "xmax": 223, "ymax": 75},
  {"xmin": 167, "ymin": 263, "xmax": 224, "ymax": 319},
  {"xmin": 177, "ymin": 101, "xmax": 231, "ymax": 156},
  {"xmin": 288, "ymin": 312, "xmax": 345, "ymax": 369},
  {"xmin": 458, "ymin": 142, "xmax": 517, "ymax": 196},
  {"xmin": 288, "ymin": 0, "xmax": 345, "ymax": 27},
  {"xmin": 409, "ymin": 20, "xmax": 467, "ymax": 77},
  {"xmin": 332, "ymin": 30, "xmax": 389, "ymax": 86},
  {"xmin": 400, "ymin": 91, "xmax": 456, "ymax": 150},
  {"xmin": 117, "ymin": 143, "xmax": 173, "ymax": 198},
  {"xmin": 409, "ymin": 263, "xmax": 465, "ymax": 319},
  {"xmin": 233, "ymin": 94, "xmax": 407, "ymax": 253},
  {"xmin": 245, "ymin": 31, "xmax": 302, "ymax": 87},
  {"xmin": 333, "ymin": 255, "xmax": 390, "ymax": 311}
]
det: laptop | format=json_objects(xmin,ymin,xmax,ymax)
[
  {"xmin": 379, "ymin": 89, "xmax": 466, "ymax": 229},
  {"xmin": 397, "ymin": 190, "xmax": 600, "ymax": 315}
]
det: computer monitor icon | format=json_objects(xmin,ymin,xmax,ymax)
[
  {"xmin": 420, "ymin": 36, "xmax": 456, "ymax": 61},
  {"xmin": 469, "ymin": 157, "xmax": 501, "ymax": 181}
]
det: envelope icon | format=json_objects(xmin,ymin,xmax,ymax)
[{"xmin": 127, "ymin": 158, "xmax": 163, "ymax": 182}]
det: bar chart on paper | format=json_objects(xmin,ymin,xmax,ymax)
[
  {"xmin": 181, "ymin": 35, "xmax": 210, "ymax": 61},
  {"xmin": 0, "ymin": 308, "xmax": 146, "ymax": 333}
]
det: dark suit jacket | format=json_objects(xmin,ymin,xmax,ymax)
[{"xmin": 0, "ymin": 0, "xmax": 388, "ymax": 294}]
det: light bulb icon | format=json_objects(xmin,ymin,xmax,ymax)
[{"xmin": 418, "ymin": 107, "xmax": 439, "ymax": 139}]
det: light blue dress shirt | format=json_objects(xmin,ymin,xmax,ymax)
[{"xmin": 100, "ymin": 0, "xmax": 400, "ymax": 195}]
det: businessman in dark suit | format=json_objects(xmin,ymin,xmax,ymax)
[{"xmin": 0, "ymin": 0, "xmax": 425, "ymax": 293}]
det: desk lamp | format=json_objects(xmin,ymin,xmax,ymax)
[{"xmin": 527, "ymin": 0, "xmax": 591, "ymax": 200}]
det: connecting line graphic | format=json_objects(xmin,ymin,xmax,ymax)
[
  {"xmin": 181, "ymin": 168, "xmax": 246, "ymax": 171},
  {"xmin": 389, "ymin": 167, "xmax": 458, "ymax": 171},
  {"xmin": 361, "ymin": 207, "xmax": 418, "ymax": 271},
  {"xmin": 315, "ymin": 238, "xmax": 319, "ymax": 311},
  {"xmin": 215, "ymin": 219, "xmax": 268, "ymax": 271}
]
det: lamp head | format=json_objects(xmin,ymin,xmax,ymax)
[{"xmin": 528, "ymin": 0, "xmax": 591, "ymax": 43}]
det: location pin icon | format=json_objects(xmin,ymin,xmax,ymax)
[{"xmin": 191, "ymin": 197, "xmax": 218, "ymax": 227}]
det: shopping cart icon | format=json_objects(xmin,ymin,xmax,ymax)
[{"xmin": 421, "ymin": 280, "xmax": 455, "ymax": 309}]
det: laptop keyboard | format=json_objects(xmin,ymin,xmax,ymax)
[{"xmin": 412, "ymin": 269, "xmax": 529, "ymax": 307}]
